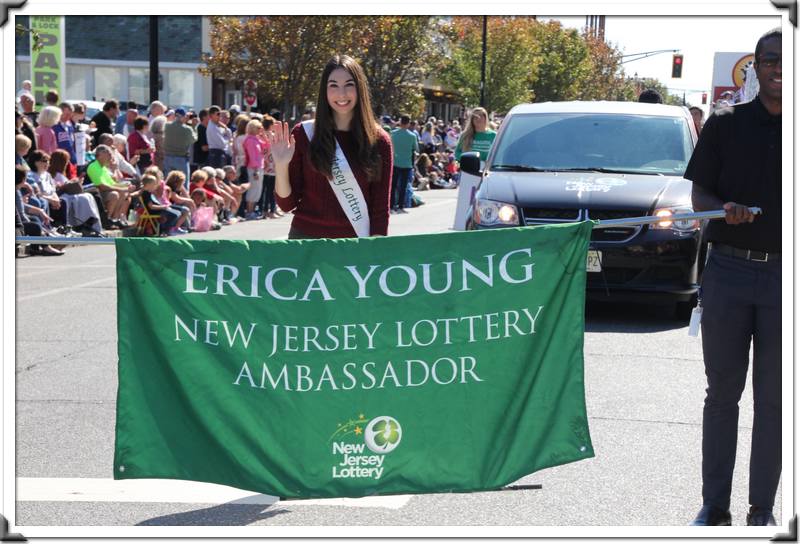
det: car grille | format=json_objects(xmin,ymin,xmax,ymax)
[
  {"xmin": 522, "ymin": 208, "xmax": 646, "ymax": 243},
  {"xmin": 522, "ymin": 208, "xmax": 583, "ymax": 223}
]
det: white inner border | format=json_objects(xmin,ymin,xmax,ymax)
[{"xmin": 3, "ymin": 0, "xmax": 794, "ymax": 540}]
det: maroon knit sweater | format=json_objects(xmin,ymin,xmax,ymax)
[{"xmin": 275, "ymin": 124, "xmax": 393, "ymax": 238}]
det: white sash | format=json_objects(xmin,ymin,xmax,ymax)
[{"xmin": 302, "ymin": 120, "xmax": 371, "ymax": 238}]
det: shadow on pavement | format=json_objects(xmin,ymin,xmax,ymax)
[
  {"xmin": 585, "ymin": 300, "xmax": 687, "ymax": 334},
  {"xmin": 136, "ymin": 501, "xmax": 290, "ymax": 526}
]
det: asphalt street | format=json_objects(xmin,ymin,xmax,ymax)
[{"xmin": 9, "ymin": 188, "xmax": 784, "ymax": 536}]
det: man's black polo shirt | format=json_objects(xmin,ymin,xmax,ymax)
[
  {"xmin": 90, "ymin": 111, "xmax": 114, "ymax": 147},
  {"xmin": 685, "ymin": 96, "xmax": 780, "ymax": 253}
]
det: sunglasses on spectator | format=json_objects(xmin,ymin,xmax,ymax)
[{"xmin": 758, "ymin": 54, "xmax": 781, "ymax": 68}]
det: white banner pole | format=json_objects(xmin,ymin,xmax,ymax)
[
  {"xmin": 14, "ymin": 207, "xmax": 763, "ymax": 245},
  {"xmin": 593, "ymin": 207, "xmax": 762, "ymax": 229}
]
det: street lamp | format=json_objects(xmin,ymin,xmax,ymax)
[
  {"xmin": 149, "ymin": 16, "xmax": 159, "ymax": 103},
  {"xmin": 480, "ymin": 16, "xmax": 487, "ymax": 108}
]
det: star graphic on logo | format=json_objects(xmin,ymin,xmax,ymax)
[{"xmin": 354, "ymin": 426, "xmax": 363, "ymax": 435}]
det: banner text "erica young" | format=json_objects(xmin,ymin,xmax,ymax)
[{"xmin": 182, "ymin": 248, "xmax": 536, "ymax": 302}]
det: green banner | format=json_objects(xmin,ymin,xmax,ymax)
[
  {"xmin": 114, "ymin": 223, "xmax": 595, "ymax": 498},
  {"xmin": 29, "ymin": 16, "xmax": 65, "ymax": 107}
]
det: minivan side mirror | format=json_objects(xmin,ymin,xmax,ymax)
[{"xmin": 459, "ymin": 152, "xmax": 482, "ymax": 176}]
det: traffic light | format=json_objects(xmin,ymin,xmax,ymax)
[
  {"xmin": 702, "ymin": 92, "xmax": 708, "ymax": 105},
  {"xmin": 671, "ymin": 54, "xmax": 684, "ymax": 78}
]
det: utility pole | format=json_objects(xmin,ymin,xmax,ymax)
[
  {"xmin": 480, "ymin": 16, "xmax": 487, "ymax": 108},
  {"xmin": 149, "ymin": 16, "xmax": 159, "ymax": 104}
]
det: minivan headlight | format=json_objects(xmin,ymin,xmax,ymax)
[
  {"xmin": 652, "ymin": 206, "xmax": 700, "ymax": 232},
  {"xmin": 473, "ymin": 199, "xmax": 519, "ymax": 226}
]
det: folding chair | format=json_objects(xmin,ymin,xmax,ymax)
[{"xmin": 135, "ymin": 195, "xmax": 161, "ymax": 237}]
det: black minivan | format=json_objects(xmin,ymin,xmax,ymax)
[{"xmin": 463, "ymin": 101, "xmax": 702, "ymax": 318}]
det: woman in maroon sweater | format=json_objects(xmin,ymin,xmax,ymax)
[{"xmin": 272, "ymin": 54, "xmax": 393, "ymax": 239}]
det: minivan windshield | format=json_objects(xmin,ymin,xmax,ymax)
[{"xmin": 490, "ymin": 112, "xmax": 694, "ymax": 176}]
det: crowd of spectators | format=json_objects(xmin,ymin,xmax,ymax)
[
  {"xmin": 381, "ymin": 112, "xmax": 499, "ymax": 206},
  {"xmin": 14, "ymin": 88, "xmax": 291, "ymax": 256},
  {"xmin": 15, "ymin": 82, "xmax": 499, "ymax": 256}
]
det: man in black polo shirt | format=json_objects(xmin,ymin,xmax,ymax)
[
  {"xmin": 90, "ymin": 100, "xmax": 120, "ymax": 148},
  {"xmin": 686, "ymin": 28, "xmax": 781, "ymax": 527}
]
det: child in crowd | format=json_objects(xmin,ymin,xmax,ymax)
[
  {"xmin": 444, "ymin": 154, "xmax": 460, "ymax": 184},
  {"xmin": 190, "ymin": 187, "xmax": 222, "ymax": 231},
  {"xmin": 217, "ymin": 167, "xmax": 245, "ymax": 220},
  {"xmin": 189, "ymin": 170, "xmax": 225, "ymax": 218},
  {"xmin": 17, "ymin": 164, "xmax": 53, "ymax": 233},
  {"xmin": 166, "ymin": 171, "xmax": 197, "ymax": 219},
  {"xmin": 222, "ymin": 165, "xmax": 249, "ymax": 218},
  {"xmin": 242, "ymin": 119, "xmax": 265, "ymax": 220},
  {"xmin": 159, "ymin": 170, "xmax": 193, "ymax": 231},
  {"xmin": 16, "ymin": 134, "xmax": 32, "ymax": 171},
  {"xmin": 140, "ymin": 174, "xmax": 189, "ymax": 235},
  {"xmin": 201, "ymin": 166, "xmax": 236, "ymax": 224}
]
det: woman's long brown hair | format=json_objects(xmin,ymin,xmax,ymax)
[
  {"xmin": 48, "ymin": 149, "xmax": 71, "ymax": 178},
  {"xmin": 309, "ymin": 54, "xmax": 381, "ymax": 181}
]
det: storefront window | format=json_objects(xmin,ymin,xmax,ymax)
[
  {"xmin": 65, "ymin": 65, "xmax": 91, "ymax": 100},
  {"xmin": 165, "ymin": 69, "xmax": 194, "ymax": 108},
  {"xmin": 129, "ymin": 68, "xmax": 149, "ymax": 106},
  {"xmin": 95, "ymin": 67, "xmax": 122, "ymax": 102}
]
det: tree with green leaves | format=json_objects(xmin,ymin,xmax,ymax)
[
  {"xmin": 528, "ymin": 21, "xmax": 592, "ymax": 103},
  {"xmin": 15, "ymin": 23, "xmax": 42, "ymax": 51},
  {"xmin": 579, "ymin": 31, "xmax": 637, "ymax": 101},
  {"xmin": 203, "ymin": 16, "xmax": 362, "ymax": 117},
  {"xmin": 351, "ymin": 16, "xmax": 443, "ymax": 118},
  {"xmin": 203, "ymin": 16, "xmax": 442, "ymax": 119},
  {"xmin": 441, "ymin": 17, "xmax": 540, "ymax": 114}
]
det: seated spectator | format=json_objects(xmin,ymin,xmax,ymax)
[
  {"xmin": 48, "ymin": 149, "xmax": 103, "ymax": 236},
  {"xmin": 127, "ymin": 116, "xmax": 155, "ymax": 172},
  {"xmin": 18, "ymin": 163, "xmax": 55, "ymax": 235},
  {"xmin": 165, "ymin": 171, "xmax": 197, "ymax": 219},
  {"xmin": 201, "ymin": 166, "xmax": 235, "ymax": 223},
  {"xmin": 189, "ymin": 170, "xmax": 225, "ymax": 217},
  {"xmin": 222, "ymin": 165, "xmax": 249, "ymax": 218},
  {"xmin": 15, "ymin": 111, "xmax": 38, "ymax": 166},
  {"xmin": 27, "ymin": 150, "xmax": 61, "ymax": 223},
  {"xmin": 415, "ymin": 152, "xmax": 432, "ymax": 177},
  {"xmin": 190, "ymin": 187, "xmax": 221, "ymax": 231},
  {"xmin": 35, "ymin": 106, "xmax": 62, "ymax": 155},
  {"xmin": 16, "ymin": 134, "xmax": 32, "ymax": 171},
  {"xmin": 86, "ymin": 145, "xmax": 134, "ymax": 229},
  {"xmin": 444, "ymin": 154, "xmax": 460, "ymax": 184},
  {"xmin": 139, "ymin": 174, "xmax": 189, "ymax": 236},
  {"xmin": 191, "ymin": 187, "xmax": 208, "ymax": 208},
  {"xmin": 16, "ymin": 166, "xmax": 63, "ymax": 256},
  {"xmin": 109, "ymin": 134, "xmax": 139, "ymax": 180}
]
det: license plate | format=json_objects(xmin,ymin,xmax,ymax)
[{"xmin": 586, "ymin": 250, "xmax": 602, "ymax": 273}]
